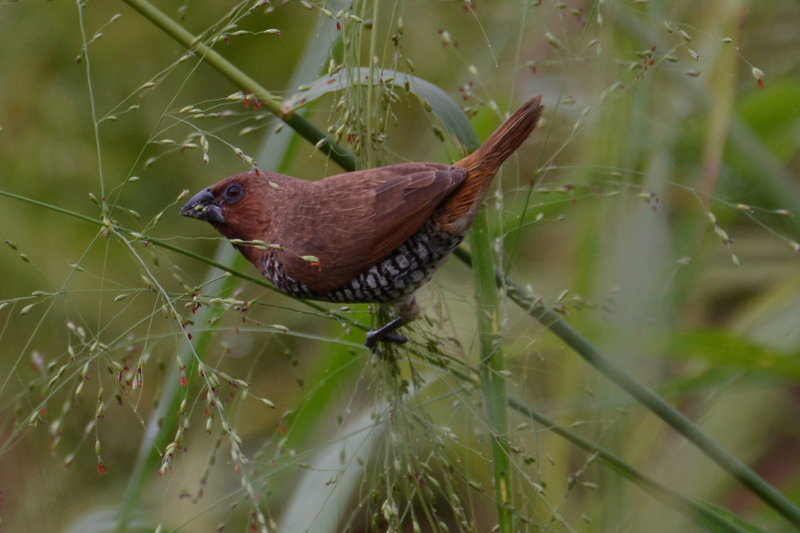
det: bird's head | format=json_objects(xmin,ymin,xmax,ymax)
[{"xmin": 180, "ymin": 171, "xmax": 277, "ymax": 244}]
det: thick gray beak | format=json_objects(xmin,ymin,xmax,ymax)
[{"xmin": 180, "ymin": 188, "xmax": 225, "ymax": 223}]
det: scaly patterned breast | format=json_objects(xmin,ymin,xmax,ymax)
[{"xmin": 261, "ymin": 220, "xmax": 462, "ymax": 304}]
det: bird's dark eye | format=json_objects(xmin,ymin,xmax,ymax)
[{"xmin": 223, "ymin": 184, "xmax": 244, "ymax": 203}]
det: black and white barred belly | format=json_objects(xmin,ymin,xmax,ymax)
[{"xmin": 261, "ymin": 220, "xmax": 462, "ymax": 304}]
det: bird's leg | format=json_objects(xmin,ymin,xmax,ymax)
[{"xmin": 365, "ymin": 294, "xmax": 421, "ymax": 350}]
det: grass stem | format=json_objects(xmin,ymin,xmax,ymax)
[{"xmin": 470, "ymin": 211, "xmax": 513, "ymax": 532}]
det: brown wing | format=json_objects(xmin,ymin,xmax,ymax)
[{"xmin": 275, "ymin": 163, "xmax": 466, "ymax": 292}]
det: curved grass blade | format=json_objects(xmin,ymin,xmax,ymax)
[
  {"xmin": 697, "ymin": 502, "xmax": 770, "ymax": 533},
  {"xmin": 282, "ymin": 67, "xmax": 480, "ymax": 154}
]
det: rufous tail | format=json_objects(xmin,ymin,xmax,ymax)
[{"xmin": 436, "ymin": 95, "xmax": 544, "ymax": 234}]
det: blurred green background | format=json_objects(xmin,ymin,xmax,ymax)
[{"xmin": 1, "ymin": 0, "xmax": 800, "ymax": 531}]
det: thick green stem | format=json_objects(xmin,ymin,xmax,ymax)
[{"xmin": 470, "ymin": 211, "xmax": 513, "ymax": 532}]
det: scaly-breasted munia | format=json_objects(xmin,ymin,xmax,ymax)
[{"xmin": 181, "ymin": 95, "xmax": 543, "ymax": 347}]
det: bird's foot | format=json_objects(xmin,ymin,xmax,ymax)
[
  {"xmin": 365, "ymin": 317, "xmax": 406, "ymax": 350},
  {"xmin": 365, "ymin": 332, "xmax": 407, "ymax": 349}
]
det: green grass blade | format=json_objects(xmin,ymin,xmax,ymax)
[
  {"xmin": 283, "ymin": 67, "xmax": 480, "ymax": 153},
  {"xmin": 665, "ymin": 330, "xmax": 800, "ymax": 380},
  {"xmin": 470, "ymin": 211, "xmax": 513, "ymax": 532}
]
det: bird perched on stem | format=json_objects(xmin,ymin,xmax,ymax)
[{"xmin": 181, "ymin": 95, "xmax": 544, "ymax": 348}]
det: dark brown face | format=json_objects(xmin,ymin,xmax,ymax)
[{"xmin": 179, "ymin": 172, "xmax": 273, "ymax": 242}]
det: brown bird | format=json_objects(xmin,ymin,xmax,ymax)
[{"xmin": 181, "ymin": 95, "xmax": 543, "ymax": 348}]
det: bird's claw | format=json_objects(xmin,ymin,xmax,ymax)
[{"xmin": 365, "ymin": 331, "xmax": 407, "ymax": 350}]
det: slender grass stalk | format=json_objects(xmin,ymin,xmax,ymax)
[
  {"xmin": 697, "ymin": 1, "xmax": 741, "ymax": 198},
  {"xmin": 365, "ymin": 0, "xmax": 379, "ymax": 168},
  {"xmin": 470, "ymin": 211, "xmax": 513, "ymax": 532}
]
